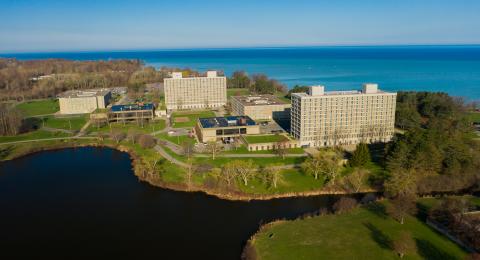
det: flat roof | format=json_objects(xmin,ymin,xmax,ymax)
[
  {"xmin": 58, "ymin": 89, "xmax": 111, "ymax": 98},
  {"xmin": 199, "ymin": 116, "xmax": 256, "ymax": 129},
  {"xmin": 232, "ymin": 94, "xmax": 289, "ymax": 106},
  {"xmin": 111, "ymin": 103, "xmax": 154, "ymax": 112},
  {"xmin": 293, "ymin": 89, "xmax": 394, "ymax": 98}
]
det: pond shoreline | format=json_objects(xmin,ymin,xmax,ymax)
[{"xmin": 1, "ymin": 142, "xmax": 377, "ymax": 201}]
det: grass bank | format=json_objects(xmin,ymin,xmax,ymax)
[{"xmin": 249, "ymin": 201, "xmax": 468, "ymax": 260}]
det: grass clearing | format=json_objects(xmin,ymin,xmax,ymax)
[
  {"xmin": 227, "ymin": 88, "xmax": 250, "ymax": 98},
  {"xmin": 156, "ymin": 132, "xmax": 196, "ymax": 145},
  {"xmin": 0, "ymin": 130, "xmax": 71, "ymax": 143},
  {"xmin": 16, "ymin": 99, "xmax": 59, "ymax": 117},
  {"xmin": 41, "ymin": 115, "xmax": 87, "ymax": 131},
  {"xmin": 223, "ymin": 146, "xmax": 305, "ymax": 154},
  {"xmin": 466, "ymin": 111, "xmax": 480, "ymax": 123},
  {"xmin": 252, "ymin": 202, "xmax": 467, "ymax": 260},
  {"xmin": 171, "ymin": 110, "xmax": 215, "ymax": 128},
  {"xmin": 88, "ymin": 120, "xmax": 166, "ymax": 134}
]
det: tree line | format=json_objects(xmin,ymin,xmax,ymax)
[{"xmin": 227, "ymin": 70, "xmax": 287, "ymax": 94}]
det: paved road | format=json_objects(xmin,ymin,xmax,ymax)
[{"xmin": 154, "ymin": 144, "xmax": 189, "ymax": 168}]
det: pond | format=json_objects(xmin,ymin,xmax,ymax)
[{"xmin": 0, "ymin": 147, "xmax": 353, "ymax": 259}]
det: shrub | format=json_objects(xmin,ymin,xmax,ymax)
[
  {"xmin": 333, "ymin": 197, "xmax": 358, "ymax": 214},
  {"xmin": 138, "ymin": 134, "xmax": 156, "ymax": 148}
]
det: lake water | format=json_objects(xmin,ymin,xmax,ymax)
[
  {"xmin": 2, "ymin": 45, "xmax": 480, "ymax": 100},
  {"xmin": 0, "ymin": 147, "xmax": 345, "ymax": 259}
]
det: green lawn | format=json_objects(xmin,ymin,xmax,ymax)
[
  {"xmin": 0, "ymin": 130, "xmax": 71, "ymax": 143},
  {"xmin": 156, "ymin": 132, "xmax": 196, "ymax": 145},
  {"xmin": 171, "ymin": 110, "xmax": 215, "ymax": 128},
  {"xmin": 222, "ymin": 145, "xmax": 305, "ymax": 154},
  {"xmin": 227, "ymin": 88, "xmax": 250, "ymax": 98},
  {"xmin": 16, "ymin": 99, "xmax": 59, "ymax": 117},
  {"xmin": 417, "ymin": 195, "xmax": 480, "ymax": 212},
  {"xmin": 252, "ymin": 202, "xmax": 467, "ymax": 260},
  {"xmin": 244, "ymin": 134, "xmax": 288, "ymax": 144},
  {"xmin": 41, "ymin": 115, "xmax": 87, "ymax": 131},
  {"xmin": 466, "ymin": 111, "xmax": 480, "ymax": 123}
]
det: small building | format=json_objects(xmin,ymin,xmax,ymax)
[
  {"xmin": 231, "ymin": 95, "xmax": 291, "ymax": 121},
  {"xmin": 241, "ymin": 134, "xmax": 299, "ymax": 151},
  {"xmin": 58, "ymin": 89, "xmax": 111, "ymax": 114},
  {"xmin": 109, "ymin": 103, "xmax": 155, "ymax": 123},
  {"xmin": 195, "ymin": 116, "xmax": 260, "ymax": 143}
]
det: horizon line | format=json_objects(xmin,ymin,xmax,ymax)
[{"xmin": 1, "ymin": 43, "xmax": 480, "ymax": 55}]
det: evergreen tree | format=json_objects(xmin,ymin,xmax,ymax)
[{"xmin": 349, "ymin": 143, "xmax": 371, "ymax": 167}]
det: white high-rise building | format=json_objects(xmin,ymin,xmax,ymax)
[
  {"xmin": 164, "ymin": 70, "xmax": 227, "ymax": 110},
  {"xmin": 291, "ymin": 84, "xmax": 397, "ymax": 147}
]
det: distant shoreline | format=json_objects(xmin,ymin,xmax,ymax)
[{"xmin": 2, "ymin": 43, "xmax": 480, "ymax": 56}]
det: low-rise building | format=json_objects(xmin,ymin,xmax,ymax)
[
  {"xmin": 195, "ymin": 116, "xmax": 260, "ymax": 143},
  {"xmin": 231, "ymin": 94, "xmax": 291, "ymax": 121},
  {"xmin": 58, "ymin": 89, "xmax": 111, "ymax": 114},
  {"xmin": 164, "ymin": 70, "xmax": 227, "ymax": 110},
  {"xmin": 241, "ymin": 134, "xmax": 299, "ymax": 151},
  {"xmin": 291, "ymin": 84, "xmax": 396, "ymax": 147},
  {"xmin": 109, "ymin": 103, "xmax": 155, "ymax": 123}
]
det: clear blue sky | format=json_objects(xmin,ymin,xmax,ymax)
[{"xmin": 1, "ymin": 0, "xmax": 479, "ymax": 52}]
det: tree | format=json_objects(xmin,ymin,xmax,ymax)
[
  {"xmin": 302, "ymin": 149, "xmax": 342, "ymax": 183},
  {"xmin": 127, "ymin": 128, "xmax": 140, "ymax": 144},
  {"xmin": 110, "ymin": 130, "xmax": 126, "ymax": 144},
  {"xmin": 0, "ymin": 104, "xmax": 23, "ymax": 136},
  {"xmin": 332, "ymin": 197, "xmax": 358, "ymax": 214},
  {"xmin": 349, "ymin": 142, "xmax": 371, "ymax": 167},
  {"xmin": 263, "ymin": 165, "xmax": 283, "ymax": 188},
  {"xmin": 182, "ymin": 141, "xmax": 194, "ymax": 159},
  {"xmin": 393, "ymin": 231, "xmax": 417, "ymax": 258},
  {"xmin": 343, "ymin": 168, "xmax": 369, "ymax": 192},
  {"xmin": 227, "ymin": 71, "xmax": 250, "ymax": 89},
  {"xmin": 233, "ymin": 160, "xmax": 255, "ymax": 186},
  {"xmin": 274, "ymin": 139, "xmax": 289, "ymax": 159},
  {"xmin": 221, "ymin": 162, "xmax": 237, "ymax": 186},
  {"xmin": 138, "ymin": 134, "xmax": 156, "ymax": 148},
  {"xmin": 387, "ymin": 194, "xmax": 418, "ymax": 224},
  {"xmin": 206, "ymin": 140, "xmax": 222, "ymax": 160},
  {"xmin": 185, "ymin": 157, "xmax": 197, "ymax": 188},
  {"xmin": 384, "ymin": 169, "xmax": 417, "ymax": 198}
]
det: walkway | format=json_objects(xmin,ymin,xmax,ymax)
[
  {"xmin": 0, "ymin": 136, "xmax": 97, "ymax": 146},
  {"xmin": 153, "ymin": 144, "xmax": 189, "ymax": 168}
]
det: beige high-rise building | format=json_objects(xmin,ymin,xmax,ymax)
[
  {"xmin": 291, "ymin": 84, "xmax": 396, "ymax": 147},
  {"xmin": 58, "ymin": 89, "xmax": 111, "ymax": 114},
  {"xmin": 164, "ymin": 71, "xmax": 227, "ymax": 110}
]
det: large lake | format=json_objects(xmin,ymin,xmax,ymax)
[
  {"xmin": 2, "ymin": 45, "xmax": 480, "ymax": 100},
  {"xmin": 0, "ymin": 147, "xmax": 346, "ymax": 259}
]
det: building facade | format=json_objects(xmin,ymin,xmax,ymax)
[
  {"xmin": 195, "ymin": 116, "xmax": 260, "ymax": 143},
  {"xmin": 291, "ymin": 84, "xmax": 396, "ymax": 147},
  {"xmin": 164, "ymin": 71, "xmax": 227, "ymax": 110},
  {"xmin": 58, "ymin": 89, "xmax": 111, "ymax": 114},
  {"xmin": 231, "ymin": 95, "xmax": 291, "ymax": 121}
]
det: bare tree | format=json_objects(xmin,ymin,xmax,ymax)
[
  {"xmin": 393, "ymin": 231, "xmax": 417, "ymax": 258},
  {"xmin": 387, "ymin": 194, "xmax": 418, "ymax": 224},
  {"xmin": 234, "ymin": 160, "xmax": 255, "ymax": 186},
  {"xmin": 138, "ymin": 134, "xmax": 156, "ymax": 148},
  {"xmin": 343, "ymin": 168, "xmax": 369, "ymax": 192},
  {"xmin": 206, "ymin": 140, "xmax": 222, "ymax": 160},
  {"xmin": 127, "ymin": 128, "xmax": 140, "ymax": 144},
  {"xmin": 110, "ymin": 130, "xmax": 126, "ymax": 144},
  {"xmin": 274, "ymin": 138, "xmax": 289, "ymax": 159},
  {"xmin": 263, "ymin": 165, "xmax": 283, "ymax": 188}
]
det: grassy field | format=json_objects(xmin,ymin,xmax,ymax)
[
  {"xmin": 171, "ymin": 110, "xmax": 215, "ymax": 128},
  {"xmin": 227, "ymin": 88, "xmax": 250, "ymax": 98},
  {"xmin": 0, "ymin": 130, "xmax": 71, "ymax": 143},
  {"xmin": 222, "ymin": 146, "xmax": 305, "ymax": 154},
  {"xmin": 156, "ymin": 132, "xmax": 196, "ymax": 145},
  {"xmin": 466, "ymin": 111, "xmax": 480, "ymax": 123},
  {"xmin": 16, "ymin": 99, "xmax": 59, "ymax": 117},
  {"xmin": 252, "ymin": 202, "xmax": 467, "ymax": 260},
  {"xmin": 244, "ymin": 134, "xmax": 288, "ymax": 144},
  {"xmin": 41, "ymin": 115, "xmax": 87, "ymax": 131}
]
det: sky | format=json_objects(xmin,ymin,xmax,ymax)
[{"xmin": 1, "ymin": 0, "xmax": 479, "ymax": 53}]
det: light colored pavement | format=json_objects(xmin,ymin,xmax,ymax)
[{"xmin": 154, "ymin": 144, "xmax": 189, "ymax": 168}]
